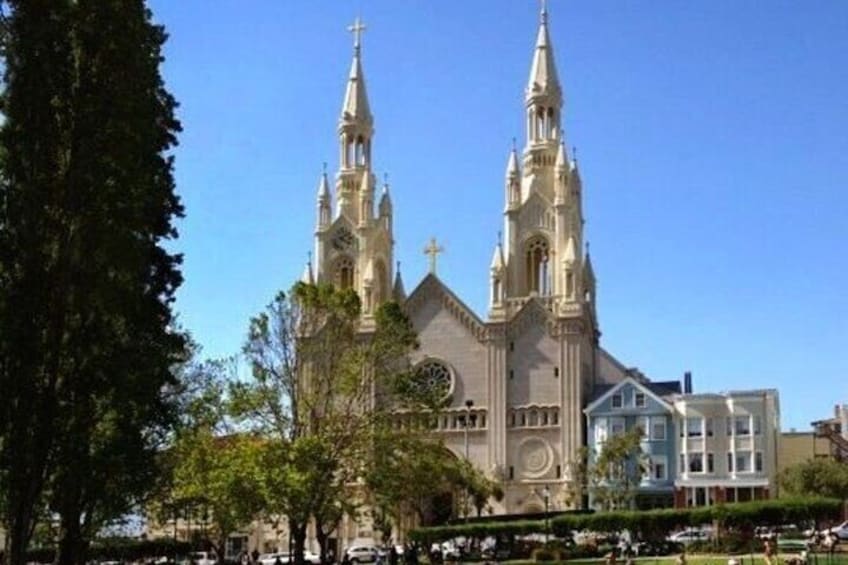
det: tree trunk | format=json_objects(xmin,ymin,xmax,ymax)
[
  {"xmin": 290, "ymin": 522, "xmax": 307, "ymax": 565},
  {"xmin": 57, "ymin": 498, "xmax": 84, "ymax": 565},
  {"xmin": 315, "ymin": 525, "xmax": 328, "ymax": 564}
]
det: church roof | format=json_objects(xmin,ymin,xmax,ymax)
[
  {"xmin": 526, "ymin": 4, "xmax": 561, "ymax": 101},
  {"xmin": 404, "ymin": 273, "xmax": 487, "ymax": 343},
  {"xmin": 341, "ymin": 24, "xmax": 373, "ymax": 126}
]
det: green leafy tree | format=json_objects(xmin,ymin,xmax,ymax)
[
  {"xmin": 589, "ymin": 427, "xmax": 647, "ymax": 511},
  {"xmin": 779, "ymin": 458, "xmax": 848, "ymax": 501},
  {"xmin": 231, "ymin": 284, "xmax": 427, "ymax": 565}
]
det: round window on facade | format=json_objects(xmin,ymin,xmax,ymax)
[{"xmin": 414, "ymin": 359, "xmax": 454, "ymax": 401}]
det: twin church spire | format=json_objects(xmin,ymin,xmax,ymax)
[{"xmin": 311, "ymin": 5, "xmax": 595, "ymax": 329}]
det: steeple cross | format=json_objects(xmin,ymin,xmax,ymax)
[
  {"xmin": 348, "ymin": 17, "xmax": 366, "ymax": 50},
  {"xmin": 423, "ymin": 237, "xmax": 444, "ymax": 275}
]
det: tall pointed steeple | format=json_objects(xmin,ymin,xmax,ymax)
[
  {"xmin": 336, "ymin": 16, "xmax": 375, "ymax": 223},
  {"xmin": 314, "ymin": 17, "xmax": 394, "ymax": 322},
  {"xmin": 523, "ymin": 1, "xmax": 563, "ymax": 173},
  {"xmin": 526, "ymin": 2, "xmax": 561, "ymax": 102}
]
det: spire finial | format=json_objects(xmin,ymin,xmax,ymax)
[
  {"xmin": 348, "ymin": 16, "xmax": 366, "ymax": 52},
  {"xmin": 497, "ymin": 230, "xmax": 503, "ymax": 247},
  {"xmin": 383, "ymin": 172, "xmax": 389, "ymax": 186},
  {"xmin": 308, "ymin": 250, "xmax": 312, "ymax": 263},
  {"xmin": 540, "ymin": 0, "xmax": 548, "ymax": 23},
  {"xmin": 511, "ymin": 137, "xmax": 517, "ymax": 152},
  {"xmin": 396, "ymin": 260, "xmax": 401, "ymax": 272},
  {"xmin": 572, "ymin": 145, "xmax": 578, "ymax": 163},
  {"xmin": 585, "ymin": 240, "xmax": 590, "ymax": 255},
  {"xmin": 322, "ymin": 161, "xmax": 327, "ymax": 175}
]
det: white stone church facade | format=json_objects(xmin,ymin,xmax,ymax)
[{"xmin": 304, "ymin": 5, "xmax": 633, "ymax": 518}]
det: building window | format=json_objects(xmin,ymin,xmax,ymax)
[
  {"xmin": 509, "ymin": 369, "xmax": 514, "ymax": 380},
  {"xmin": 334, "ymin": 256, "xmax": 355, "ymax": 290},
  {"xmin": 687, "ymin": 417, "xmax": 703, "ymax": 438},
  {"xmin": 635, "ymin": 392, "xmax": 646, "ymax": 408},
  {"xmin": 726, "ymin": 416, "xmax": 733, "ymax": 436},
  {"xmin": 679, "ymin": 453, "xmax": 685, "ymax": 473},
  {"xmin": 610, "ymin": 418, "xmax": 625, "ymax": 437},
  {"xmin": 735, "ymin": 416, "xmax": 751, "ymax": 436},
  {"xmin": 636, "ymin": 416, "xmax": 649, "ymax": 436},
  {"xmin": 754, "ymin": 415, "xmax": 762, "ymax": 435},
  {"xmin": 414, "ymin": 360, "xmax": 454, "ymax": 400},
  {"xmin": 595, "ymin": 419, "xmax": 608, "ymax": 444},
  {"xmin": 556, "ymin": 464, "xmax": 561, "ymax": 478},
  {"xmin": 552, "ymin": 410, "xmax": 559, "ymax": 425},
  {"xmin": 554, "ymin": 366, "xmax": 559, "ymax": 377},
  {"xmin": 736, "ymin": 451, "xmax": 752, "ymax": 472},
  {"xmin": 755, "ymin": 451, "xmax": 764, "ymax": 472},
  {"xmin": 688, "ymin": 453, "xmax": 704, "ymax": 473},
  {"xmin": 525, "ymin": 237, "xmax": 550, "ymax": 295},
  {"xmin": 652, "ymin": 456, "xmax": 667, "ymax": 480},
  {"xmin": 509, "ymin": 466, "xmax": 514, "ymax": 480},
  {"xmin": 611, "ymin": 393, "xmax": 623, "ymax": 409},
  {"xmin": 727, "ymin": 452, "xmax": 734, "ymax": 473},
  {"xmin": 652, "ymin": 419, "xmax": 667, "ymax": 441},
  {"xmin": 706, "ymin": 417, "xmax": 714, "ymax": 437},
  {"xmin": 707, "ymin": 453, "xmax": 714, "ymax": 473}
]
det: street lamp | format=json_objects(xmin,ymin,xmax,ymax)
[
  {"xmin": 542, "ymin": 485, "xmax": 551, "ymax": 544},
  {"xmin": 463, "ymin": 399, "xmax": 474, "ymax": 523}
]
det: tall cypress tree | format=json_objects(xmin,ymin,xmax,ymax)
[
  {"xmin": 0, "ymin": 1, "xmax": 186, "ymax": 564},
  {"xmin": 0, "ymin": 2, "xmax": 76, "ymax": 564}
]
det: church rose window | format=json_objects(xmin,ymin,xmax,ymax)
[{"xmin": 414, "ymin": 360, "xmax": 453, "ymax": 400}]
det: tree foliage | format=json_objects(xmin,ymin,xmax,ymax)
[
  {"xmin": 0, "ymin": 1, "xmax": 185, "ymax": 564},
  {"xmin": 588, "ymin": 427, "xmax": 647, "ymax": 510},
  {"xmin": 779, "ymin": 458, "xmax": 848, "ymax": 501}
]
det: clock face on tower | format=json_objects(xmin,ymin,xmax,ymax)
[{"xmin": 331, "ymin": 226, "xmax": 354, "ymax": 251}]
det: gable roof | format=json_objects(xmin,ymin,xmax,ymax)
[
  {"xmin": 404, "ymin": 273, "xmax": 487, "ymax": 343},
  {"xmin": 584, "ymin": 376, "xmax": 676, "ymax": 414}
]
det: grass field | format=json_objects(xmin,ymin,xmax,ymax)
[{"xmin": 504, "ymin": 553, "xmax": 848, "ymax": 565}]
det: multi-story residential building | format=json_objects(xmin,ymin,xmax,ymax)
[
  {"xmin": 672, "ymin": 390, "xmax": 780, "ymax": 507},
  {"xmin": 584, "ymin": 375, "xmax": 682, "ymax": 510}
]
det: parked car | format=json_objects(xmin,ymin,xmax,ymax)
[
  {"xmin": 187, "ymin": 552, "xmax": 216, "ymax": 565},
  {"xmin": 666, "ymin": 528, "xmax": 710, "ymax": 545},
  {"xmin": 258, "ymin": 551, "xmax": 320, "ymax": 565},
  {"xmin": 829, "ymin": 521, "xmax": 848, "ymax": 541},
  {"xmin": 345, "ymin": 545, "xmax": 379, "ymax": 563}
]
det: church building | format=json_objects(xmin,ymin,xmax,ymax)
[{"xmin": 304, "ymin": 4, "xmax": 637, "ymax": 518}]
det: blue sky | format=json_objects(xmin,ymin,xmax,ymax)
[{"xmin": 148, "ymin": 1, "xmax": 847, "ymax": 431}]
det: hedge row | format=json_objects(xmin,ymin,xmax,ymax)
[
  {"xmin": 409, "ymin": 497, "xmax": 842, "ymax": 544},
  {"xmin": 26, "ymin": 538, "xmax": 194, "ymax": 563}
]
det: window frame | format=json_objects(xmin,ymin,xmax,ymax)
[
  {"xmin": 651, "ymin": 418, "xmax": 667, "ymax": 441},
  {"xmin": 688, "ymin": 452, "xmax": 704, "ymax": 474},
  {"xmin": 686, "ymin": 417, "xmax": 704, "ymax": 438},
  {"xmin": 755, "ymin": 451, "xmax": 764, "ymax": 472},
  {"xmin": 611, "ymin": 393, "xmax": 624, "ymax": 409},
  {"xmin": 651, "ymin": 455, "xmax": 668, "ymax": 481},
  {"xmin": 610, "ymin": 417, "xmax": 626, "ymax": 437},
  {"xmin": 634, "ymin": 391, "xmax": 646, "ymax": 408}
]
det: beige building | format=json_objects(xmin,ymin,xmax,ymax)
[
  {"xmin": 778, "ymin": 403, "xmax": 848, "ymax": 476},
  {"xmin": 672, "ymin": 390, "xmax": 780, "ymax": 507}
]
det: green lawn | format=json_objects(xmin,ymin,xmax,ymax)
[{"xmin": 505, "ymin": 554, "xmax": 848, "ymax": 565}]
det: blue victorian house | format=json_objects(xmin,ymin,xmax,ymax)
[{"xmin": 584, "ymin": 375, "xmax": 681, "ymax": 509}]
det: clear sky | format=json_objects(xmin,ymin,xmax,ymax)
[{"xmin": 147, "ymin": 1, "xmax": 847, "ymax": 432}]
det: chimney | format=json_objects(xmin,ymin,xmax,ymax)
[{"xmin": 684, "ymin": 371, "xmax": 693, "ymax": 394}]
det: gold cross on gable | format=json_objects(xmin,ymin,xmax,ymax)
[
  {"xmin": 423, "ymin": 237, "xmax": 444, "ymax": 275},
  {"xmin": 348, "ymin": 16, "xmax": 366, "ymax": 49}
]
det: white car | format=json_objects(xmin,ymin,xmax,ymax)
[
  {"xmin": 188, "ymin": 552, "xmax": 216, "ymax": 565},
  {"xmin": 829, "ymin": 521, "xmax": 848, "ymax": 541},
  {"xmin": 345, "ymin": 545, "xmax": 378, "ymax": 563},
  {"xmin": 667, "ymin": 529, "xmax": 710, "ymax": 544},
  {"xmin": 258, "ymin": 553, "xmax": 289, "ymax": 565}
]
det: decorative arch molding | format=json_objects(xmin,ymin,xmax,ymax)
[
  {"xmin": 507, "ymin": 299, "xmax": 556, "ymax": 339},
  {"xmin": 518, "ymin": 193, "xmax": 556, "ymax": 232}
]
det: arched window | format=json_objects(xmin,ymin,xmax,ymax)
[
  {"xmin": 547, "ymin": 107, "xmax": 556, "ymax": 139},
  {"xmin": 536, "ymin": 107, "xmax": 545, "ymax": 142},
  {"xmin": 525, "ymin": 237, "xmax": 550, "ymax": 294},
  {"xmin": 335, "ymin": 257, "xmax": 354, "ymax": 290}
]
